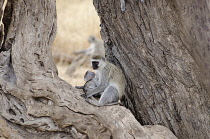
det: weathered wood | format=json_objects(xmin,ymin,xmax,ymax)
[
  {"xmin": 0, "ymin": 0, "xmax": 7, "ymax": 47},
  {"xmin": 93, "ymin": 0, "xmax": 210, "ymax": 139},
  {"xmin": 0, "ymin": 0, "xmax": 177, "ymax": 139}
]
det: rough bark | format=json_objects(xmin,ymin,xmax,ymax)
[
  {"xmin": 0, "ymin": 0, "xmax": 177, "ymax": 139},
  {"xmin": 0, "ymin": 0, "xmax": 7, "ymax": 47},
  {"xmin": 93, "ymin": 0, "xmax": 210, "ymax": 139}
]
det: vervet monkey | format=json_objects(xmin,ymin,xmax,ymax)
[
  {"xmin": 74, "ymin": 36, "xmax": 105, "ymax": 58},
  {"xmin": 66, "ymin": 36, "xmax": 105, "ymax": 75},
  {"xmin": 75, "ymin": 71, "xmax": 99, "ymax": 93},
  {"xmin": 85, "ymin": 55, "xmax": 126, "ymax": 106}
]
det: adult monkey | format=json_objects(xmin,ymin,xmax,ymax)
[
  {"xmin": 85, "ymin": 55, "xmax": 126, "ymax": 106},
  {"xmin": 66, "ymin": 36, "xmax": 105, "ymax": 75},
  {"xmin": 74, "ymin": 36, "xmax": 105, "ymax": 58}
]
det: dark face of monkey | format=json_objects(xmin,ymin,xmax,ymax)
[
  {"xmin": 88, "ymin": 36, "xmax": 95, "ymax": 43},
  {"xmin": 92, "ymin": 61, "xmax": 99, "ymax": 70}
]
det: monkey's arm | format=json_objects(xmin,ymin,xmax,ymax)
[
  {"xmin": 74, "ymin": 49, "xmax": 88, "ymax": 54},
  {"xmin": 74, "ymin": 47, "xmax": 93, "ymax": 55},
  {"xmin": 75, "ymin": 86, "xmax": 84, "ymax": 89},
  {"xmin": 86, "ymin": 72, "xmax": 108, "ymax": 98},
  {"xmin": 86, "ymin": 83, "xmax": 106, "ymax": 98}
]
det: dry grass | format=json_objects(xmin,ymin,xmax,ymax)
[
  {"xmin": 53, "ymin": 0, "xmax": 100, "ymax": 86},
  {"xmin": 57, "ymin": 64, "xmax": 90, "ymax": 87},
  {"xmin": 53, "ymin": 0, "xmax": 101, "ymax": 54}
]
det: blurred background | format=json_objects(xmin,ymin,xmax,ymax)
[{"xmin": 52, "ymin": 0, "xmax": 101, "ymax": 86}]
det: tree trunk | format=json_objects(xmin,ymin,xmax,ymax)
[
  {"xmin": 0, "ymin": 0, "xmax": 177, "ymax": 139},
  {"xmin": 93, "ymin": 0, "xmax": 210, "ymax": 139}
]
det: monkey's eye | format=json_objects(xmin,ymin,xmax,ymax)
[{"xmin": 92, "ymin": 61, "xmax": 99, "ymax": 65}]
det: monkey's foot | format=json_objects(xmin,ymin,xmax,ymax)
[{"xmin": 85, "ymin": 98, "xmax": 102, "ymax": 107}]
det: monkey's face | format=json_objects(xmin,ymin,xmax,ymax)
[
  {"xmin": 88, "ymin": 36, "xmax": 95, "ymax": 43},
  {"xmin": 84, "ymin": 71, "xmax": 95, "ymax": 81},
  {"xmin": 92, "ymin": 61, "xmax": 99, "ymax": 70},
  {"xmin": 91, "ymin": 56, "xmax": 106, "ymax": 70}
]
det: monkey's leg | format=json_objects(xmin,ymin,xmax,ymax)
[
  {"xmin": 85, "ymin": 98, "xmax": 102, "ymax": 106},
  {"xmin": 104, "ymin": 102, "xmax": 119, "ymax": 106},
  {"xmin": 58, "ymin": 56, "xmax": 64, "ymax": 65},
  {"xmin": 86, "ymin": 98, "xmax": 119, "ymax": 107},
  {"xmin": 86, "ymin": 86, "xmax": 119, "ymax": 106},
  {"xmin": 99, "ymin": 86, "xmax": 119, "ymax": 106}
]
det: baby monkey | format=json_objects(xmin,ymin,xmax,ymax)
[{"xmin": 75, "ymin": 71, "xmax": 99, "ymax": 96}]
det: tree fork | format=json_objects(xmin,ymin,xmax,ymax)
[{"xmin": 0, "ymin": 1, "xmax": 177, "ymax": 139}]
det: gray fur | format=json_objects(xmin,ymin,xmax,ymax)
[
  {"xmin": 85, "ymin": 57, "xmax": 126, "ymax": 106},
  {"xmin": 86, "ymin": 86, "xmax": 119, "ymax": 106}
]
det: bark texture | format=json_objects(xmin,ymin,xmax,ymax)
[
  {"xmin": 93, "ymin": 0, "xmax": 210, "ymax": 139},
  {"xmin": 0, "ymin": 0, "xmax": 177, "ymax": 139}
]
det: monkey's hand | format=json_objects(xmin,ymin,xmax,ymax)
[
  {"xmin": 80, "ymin": 94, "xmax": 87, "ymax": 98},
  {"xmin": 75, "ymin": 86, "xmax": 84, "ymax": 89},
  {"xmin": 85, "ymin": 98, "xmax": 102, "ymax": 107}
]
